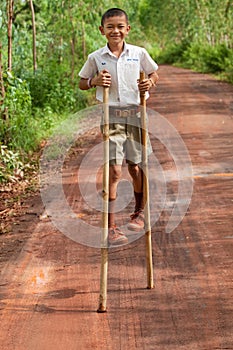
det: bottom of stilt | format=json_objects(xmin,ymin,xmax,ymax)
[
  {"xmin": 97, "ymin": 304, "xmax": 107, "ymax": 313},
  {"xmin": 147, "ymin": 285, "xmax": 155, "ymax": 289}
]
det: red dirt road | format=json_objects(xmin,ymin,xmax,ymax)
[{"xmin": 0, "ymin": 65, "xmax": 233, "ymax": 350}]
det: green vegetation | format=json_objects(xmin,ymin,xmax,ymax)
[
  {"xmin": 139, "ymin": 0, "xmax": 233, "ymax": 81},
  {"xmin": 0, "ymin": 0, "xmax": 232, "ymax": 183}
]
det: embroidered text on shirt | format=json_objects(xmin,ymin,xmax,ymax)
[{"xmin": 127, "ymin": 58, "xmax": 139, "ymax": 62}]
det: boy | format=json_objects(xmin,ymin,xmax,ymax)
[{"xmin": 79, "ymin": 8, "xmax": 159, "ymax": 245}]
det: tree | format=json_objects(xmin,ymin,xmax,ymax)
[
  {"xmin": 139, "ymin": 0, "xmax": 233, "ymax": 49},
  {"xmin": 0, "ymin": 42, "xmax": 6, "ymax": 110},
  {"xmin": 7, "ymin": 0, "xmax": 14, "ymax": 71},
  {"xmin": 28, "ymin": 0, "xmax": 37, "ymax": 72}
]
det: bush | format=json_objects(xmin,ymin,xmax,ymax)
[
  {"xmin": 158, "ymin": 41, "xmax": 233, "ymax": 84},
  {"xmin": 0, "ymin": 67, "xmax": 89, "ymax": 154},
  {"xmin": 157, "ymin": 41, "xmax": 190, "ymax": 64},
  {"xmin": 0, "ymin": 71, "xmax": 38, "ymax": 152},
  {"xmin": 24, "ymin": 66, "xmax": 88, "ymax": 114},
  {"xmin": 182, "ymin": 43, "xmax": 232, "ymax": 74}
]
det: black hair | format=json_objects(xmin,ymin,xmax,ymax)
[{"xmin": 101, "ymin": 8, "xmax": 129, "ymax": 26}]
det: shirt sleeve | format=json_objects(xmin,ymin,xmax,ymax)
[
  {"xmin": 78, "ymin": 54, "xmax": 98, "ymax": 79},
  {"xmin": 140, "ymin": 48, "xmax": 158, "ymax": 75}
]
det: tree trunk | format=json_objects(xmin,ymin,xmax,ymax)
[
  {"xmin": 194, "ymin": 0, "xmax": 212, "ymax": 44},
  {"xmin": 58, "ymin": 1, "xmax": 65, "ymax": 64},
  {"xmin": 29, "ymin": 0, "xmax": 37, "ymax": 72},
  {"xmin": 67, "ymin": 1, "xmax": 76, "ymax": 82},
  {"xmin": 0, "ymin": 43, "xmax": 5, "ymax": 102},
  {"xmin": 225, "ymin": 0, "xmax": 231, "ymax": 17},
  {"xmin": 7, "ymin": 0, "xmax": 14, "ymax": 71},
  {"xmin": 70, "ymin": 35, "xmax": 75, "ymax": 82},
  {"xmin": 81, "ymin": 19, "xmax": 86, "ymax": 60},
  {"xmin": 225, "ymin": 0, "xmax": 232, "ymax": 48},
  {"xmin": 0, "ymin": 42, "xmax": 8, "ymax": 120}
]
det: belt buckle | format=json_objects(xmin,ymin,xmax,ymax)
[{"xmin": 121, "ymin": 110, "xmax": 129, "ymax": 117}]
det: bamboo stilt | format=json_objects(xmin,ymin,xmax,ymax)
[
  {"xmin": 140, "ymin": 72, "xmax": 154, "ymax": 289},
  {"xmin": 97, "ymin": 87, "xmax": 109, "ymax": 312}
]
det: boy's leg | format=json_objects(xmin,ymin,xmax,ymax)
[
  {"xmin": 108, "ymin": 165, "xmax": 121, "ymax": 227},
  {"xmin": 106, "ymin": 122, "xmax": 129, "ymax": 244},
  {"xmin": 108, "ymin": 164, "xmax": 128, "ymax": 245},
  {"xmin": 127, "ymin": 163, "xmax": 145, "ymax": 231},
  {"xmin": 128, "ymin": 163, "xmax": 143, "ymax": 210}
]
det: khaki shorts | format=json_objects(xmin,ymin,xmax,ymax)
[{"xmin": 101, "ymin": 113, "xmax": 152, "ymax": 166}]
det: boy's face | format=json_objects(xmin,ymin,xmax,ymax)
[{"xmin": 99, "ymin": 15, "xmax": 130, "ymax": 46}]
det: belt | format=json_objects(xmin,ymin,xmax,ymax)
[{"xmin": 109, "ymin": 106, "xmax": 139, "ymax": 118}]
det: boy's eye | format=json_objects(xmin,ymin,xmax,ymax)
[{"xmin": 106, "ymin": 25, "xmax": 125, "ymax": 29}]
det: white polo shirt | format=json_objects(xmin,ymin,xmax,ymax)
[{"xmin": 78, "ymin": 42, "xmax": 158, "ymax": 106}]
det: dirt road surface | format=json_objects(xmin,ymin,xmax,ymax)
[{"xmin": 0, "ymin": 65, "xmax": 233, "ymax": 350}]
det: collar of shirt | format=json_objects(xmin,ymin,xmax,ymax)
[{"xmin": 101, "ymin": 42, "xmax": 129, "ymax": 58}]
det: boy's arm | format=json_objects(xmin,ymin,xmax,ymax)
[
  {"xmin": 138, "ymin": 70, "xmax": 159, "ymax": 93},
  {"xmin": 148, "ymin": 71, "xmax": 159, "ymax": 86},
  {"xmin": 79, "ymin": 78, "xmax": 94, "ymax": 90},
  {"xmin": 79, "ymin": 69, "xmax": 111, "ymax": 90}
]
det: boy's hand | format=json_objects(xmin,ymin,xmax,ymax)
[
  {"xmin": 92, "ymin": 69, "xmax": 111, "ymax": 87},
  {"xmin": 138, "ymin": 78, "xmax": 153, "ymax": 93}
]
